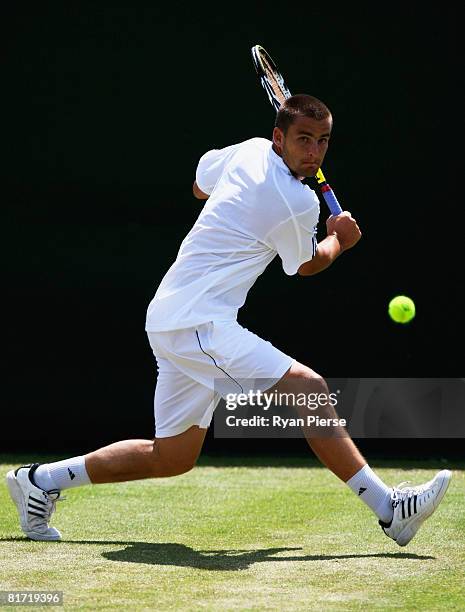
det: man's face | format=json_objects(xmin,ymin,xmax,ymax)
[{"xmin": 273, "ymin": 115, "xmax": 332, "ymax": 178}]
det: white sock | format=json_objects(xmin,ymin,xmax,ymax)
[
  {"xmin": 33, "ymin": 456, "xmax": 91, "ymax": 491},
  {"xmin": 346, "ymin": 464, "xmax": 393, "ymax": 523}
]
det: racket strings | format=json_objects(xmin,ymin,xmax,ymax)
[{"xmin": 260, "ymin": 55, "xmax": 286, "ymax": 105}]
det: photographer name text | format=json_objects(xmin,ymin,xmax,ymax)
[{"xmin": 225, "ymin": 415, "xmax": 346, "ymax": 428}]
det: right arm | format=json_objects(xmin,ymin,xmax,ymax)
[
  {"xmin": 194, "ymin": 142, "xmax": 242, "ymax": 201},
  {"xmin": 192, "ymin": 181, "xmax": 209, "ymax": 200}
]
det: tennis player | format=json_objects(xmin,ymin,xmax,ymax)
[{"xmin": 7, "ymin": 95, "xmax": 451, "ymax": 545}]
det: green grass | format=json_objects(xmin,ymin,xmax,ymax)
[{"xmin": 1, "ymin": 455, "xmax": 464, "ymax": 611}]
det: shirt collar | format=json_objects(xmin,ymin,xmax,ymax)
[{"xmin": 269, "ymin": 142, "xmax": 293, "ymax": 177}]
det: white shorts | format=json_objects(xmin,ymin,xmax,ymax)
[{"xmin": 147, "ymin": 319, "xmax": 295, "ymax": 438}]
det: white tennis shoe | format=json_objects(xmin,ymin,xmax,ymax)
[
  {"xmin": 379, "ymin": 469, "xmax": 451, "ymax": 547},
  {"xmin": 6, "ymin": 463, "xmax": 63, "ymax": 541}
]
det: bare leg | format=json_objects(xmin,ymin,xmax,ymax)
[
  {"xmin": 85, "ymin": 425, "xmax": 208, "ymax": 483},
  {"xmin": 271, "ymin": 362, "xmax": 366, "ymax": 482},
  {"xmin": 303, "ymin": 437, "xmax": 366, "ymax": 483}
]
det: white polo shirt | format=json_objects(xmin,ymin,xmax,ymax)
[{"xmin": 145, "ymin": 137, "xmax": 320, "ymax": 332}]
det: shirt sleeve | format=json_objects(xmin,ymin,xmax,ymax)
[
  {"xmin": 266, "ymin": 209, "xmax": 319, "ymax": 276},
  {"xmin": 195, "ymin": 143, "xmax": 242, "ymax": 195}
]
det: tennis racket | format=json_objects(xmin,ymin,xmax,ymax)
[{"xmin": 251, "ymin": 44, "xmax": 343, "ymax": 216}]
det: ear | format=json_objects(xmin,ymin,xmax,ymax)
[{"xmin": 273, "ymin": 127, "xmax": 284, "ymax": 152}]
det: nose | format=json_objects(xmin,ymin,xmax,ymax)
[
  {"xmin": 308, "ymin": 140, "xmax": 319, "ymax": 156},
  {"xmin": 303, "ymin": 140, "xmax": 319, "ymax": 161}
]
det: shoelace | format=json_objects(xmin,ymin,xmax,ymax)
[
  {"xmin": 394, "ymin": 480, "xmax": 430, "ymax": 497},
  {"xmin": 47, "ymin": 491, "xmax": 67, "ymax": 513},
  {"xmin": 391, "ymin": 480, "xmax": 434, "ymax": 514}
]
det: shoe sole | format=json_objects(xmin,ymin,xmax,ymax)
[
  {"xmin": 6, "ymin": 470, "xmax": 61, "ymax": 542},
  {"xmin": 396, "ymin": 469, "xmax": 452, "ymax": 546}
]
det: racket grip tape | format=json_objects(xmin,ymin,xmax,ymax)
[{"xmin": 321, "ymin": 184, "xmax": 343, "ymax": 216}]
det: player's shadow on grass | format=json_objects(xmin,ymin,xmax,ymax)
[
  {"xmin": 0, "ymin": 536, "xmax": 436, "ymax": 570},
  {"xmin": 0, "ymin": 538, "xmax": 435, "ymax": 570},
  {"xmin": 94, "ymin": 542, "xmax": 434, "ymax": 570},
  {"xmin": 0, "ymin": 537, "xmax": 436, "ymax": 571}
]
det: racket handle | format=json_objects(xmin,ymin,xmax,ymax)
[{"xmin": 321, "ymin": 184, "xmax": 343, "ymax": 216}]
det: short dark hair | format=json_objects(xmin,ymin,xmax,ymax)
[{"xmin": 275, "ymin": 94, "xmax": 331, "ymax": 134}]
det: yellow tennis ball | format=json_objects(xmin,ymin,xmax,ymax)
[{"xmin": 388, "ymin": 295, "xmax": 416, "ymax": 323}]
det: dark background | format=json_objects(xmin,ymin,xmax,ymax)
[{"xmin": 2, "ymin": 5, "xmax": 462, "ymax": 455}]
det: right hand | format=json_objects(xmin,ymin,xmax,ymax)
[{"xmin": 326, "ymin": 211, "xmax": 362, "ymax": 251}]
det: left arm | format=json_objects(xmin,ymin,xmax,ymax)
[
  {"xmin": 298, "ymin": 234, "xmax": 343, "ymax": 276},
  {"xmin": 298, "ymin": 212, "xmax": 361, "ymax": 276}
]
